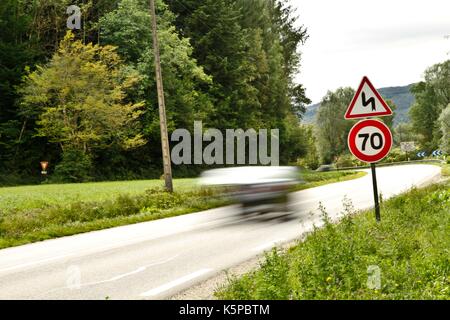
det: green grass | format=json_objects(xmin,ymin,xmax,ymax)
[
  {"xmin": 295, "ymin": 170, "xmax": 367, "ymax": 191},
  {"xmin": 0, "ymin": 170, "xmax": 363, "ymax": 213},
  {"xmin": 0, "ymin": 169, "xmax": 365, "ymax": 249},
  {"xmin": 215, "ymin": 181, "xmax": 450, "ymax": 300},
  {"xmin": 0, "ymin": 187, "xmax": 229, "ymax": 249},
  {"xmin": 442, "ymin": 163, "xmax": 450, "ymax": 177},
  {"xmin": 0, "ymin": 178, "xmax": 197, "ymax": 212}
]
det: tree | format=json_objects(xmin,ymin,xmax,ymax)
[
  {"xmin": 297, "ymin": 124, "xmax": 320, "ymax": 170},
  {"xmin": 100, "ymin": 0, "xmax": 213, "ymax": 167},
  {"xmin": 381, "ymin": 99, "xmax": 397, "ymax": 130},
  {"xmin": 409, "ymin": 60, "xmax": 450, "ymax": 150},
  {"xmin": 0, "ymin": 0, "xmax": 123, "ymax": 181},
  {"xmin": 19, "ymin": 31, "xmax": 145, "ymax": 181},
  {"xmin": 280, "ymin": 113, "xmax": 309, "ymax": 164},
  {"xmin": 315, "ymin": 88, "xmax": 356, "ymax": 163},
  {"xmin": 0, "ymin": 0, "xmax": 47, "ymax": 177},
  {"xmin": 439, "ymin": 104, "xmax": 450, "ymax": 154},
  {"xmin": 394, "ymin": 122, "xmax": 421, "ymax": 146},
  {"xmin": 167, "ymin": 0, "xmax": 309, "ymax": 164}
]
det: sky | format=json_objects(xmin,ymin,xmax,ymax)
[{"xmin": 292, "ymin": 0, "xmax": 450, "ymax": 103}]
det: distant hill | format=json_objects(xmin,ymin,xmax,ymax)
[{"xmin": 302, "ymin": 84, "xmax": 416, "ymax": 125}]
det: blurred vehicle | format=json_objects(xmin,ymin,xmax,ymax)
[
  {"xmin": 316, "ymin": 164, "xmax": 335, "ymax": 172},
  {"xmin": 199, "ymin": 166, "xmax": 299, "ymax": 214}
]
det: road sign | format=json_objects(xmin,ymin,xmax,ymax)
[
  {"xmin": 432, "ymin": 150, "xmax": 443, "ymax": 157},
  {"xmin": 345, "ymin": 79, "xmax": 394, "ymax": 223},
  {"xmin": 348, "ymin": 119, "xmax": 393, "ymax": 163},
  {"xmin": 417, "ymin": 151, "xmax": 427, "ymax": 158},
  {"xmin": 345, "ymin": 76, "xmax": 393, "ymax": 119},
  {"xmin": 400, "ymin": 142, "xmax": 416, "ymax": 153},
  {"xmin": 40, "ymin": 161, "xmax": 49, "ymax": 175}
]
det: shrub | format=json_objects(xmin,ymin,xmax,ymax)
[
  {"xmin": 335, "ymin": 154, "xmax": 354, "ymax": 168},
  {"xmin": 52, "ymin": 149, "xmax": 93, "ymax": 183}
]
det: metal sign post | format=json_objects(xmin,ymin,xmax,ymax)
[
  {"xmin": 370, "ymin": 163, "xmax": 381, "ymax": 222},
  {"xmin": 401, "ymin": 142, "xmax": 415, "ymax": 161}
]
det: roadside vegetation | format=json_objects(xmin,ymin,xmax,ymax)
[
  {"xmin": 0, "ymin": 169, "xmax": 363, "ymax": 249},
  {"xmin": 0, "ymin": 186, "xmax": 229, "ymax": 249},
  {"xmin": 442, "ymin": 162, "xmax": 450, "ymax": 177},
  {"xmin": 294, "ymin": 170, "xmax": 366, "ymax": 191},
  {"xmin": 0, "ymin": 0, "xmax": 310, "ymax": 184},
  {"xmin": 215, "ymin": 181, "xmax": 450, "ymax": 300}
]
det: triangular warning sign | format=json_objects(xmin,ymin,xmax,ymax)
[{"xmin": 345, "ymin": 76, "xmax": 393, "ymax": 119}]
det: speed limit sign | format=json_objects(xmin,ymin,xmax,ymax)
[
  {"xmin": 345, "ymin": 77, "xmax": 393, "ymax": 222},
  {"xmin": 348, "ymin": 119, "xmax": 392, "ymax": 163}
]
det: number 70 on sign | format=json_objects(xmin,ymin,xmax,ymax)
[{"xmin": 347, "ymin": 119, "xmax": 393, "ymax": 163}]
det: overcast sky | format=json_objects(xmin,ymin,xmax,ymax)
[{"xmin": 292, "ymin": 0, "xmax": 450, "ymax": 103}]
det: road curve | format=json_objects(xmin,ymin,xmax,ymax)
[{"xmin": 0, "ymin": 164, "xmax": 441, "ymax": 299}]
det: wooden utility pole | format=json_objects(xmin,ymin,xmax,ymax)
[{"xmin": 149, "ymin": 0, "xmax": 173, "ymax": 192}]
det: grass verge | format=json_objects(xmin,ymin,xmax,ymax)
[
  {"xmin": 0, "ymin": 169, "xmax": 364, "ymax": 249},
  {"xmin": 215, "ymin": 181, "xmax": 450, "ymax": 300},
  {"xmin": 442, "ymin": 163, "xmax": 450, "ymax": 177},
  {"xmin": 294, "ymin": 170, "xmax": 367, "ymax": 191},
  {"xmin": 0, "ymin": 187, "xmax": 229, "ymax": 249}
]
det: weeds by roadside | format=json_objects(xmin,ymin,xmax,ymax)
[
  {"xmin": 215, "ymin": 182, "xmax": 450, "ymax": 300},
  {"xmin": 0, "ymin": 187, "xmax": 228, "ymax": 249}
]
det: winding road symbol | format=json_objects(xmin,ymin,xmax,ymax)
[
  {"xmin": 362, "ymin": 92, "xmax": 376, "ymax": 111},
  {"xmin": 345, "ymin": 76, "xmax": 393, "ymax": 119}
]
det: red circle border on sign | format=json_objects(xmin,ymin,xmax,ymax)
[{"xmin": 348, "ymin": 119, "xmax": 393, "ymax": 163}]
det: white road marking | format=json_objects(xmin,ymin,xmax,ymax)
[
  {"xmin": 252, "ymin": 238, "xmax": 286, "ymax": 251},
  {"xmin": 0, "ymin": 219, "xmax": 222, "ymax": 273},
  {"xmin": 0, "ymin": 238, "xmax": 171, "ymax": 273},
  {"xmin": 33, "ymin": 254, "xmax": 180, "ymax": 298},
  {"xmin": 84, "ymin": 254, "xmax": 180, "ymax": 286},
  {"xmin": 106, "ymin": 267, "xmax": 146, "ymax": 282},
  {"xmin": 140, "ymin": 268, "xmax": 213, "ymax": 297}
]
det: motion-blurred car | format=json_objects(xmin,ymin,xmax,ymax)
[
  {"xmin": 316, "ymin": 164, "xmax": 335, "ymax": 172},
  {"xmin": 199, "ymin": 166, "xmax": 299, "ymax": 214}
]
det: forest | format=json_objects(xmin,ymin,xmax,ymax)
[
  {"xmin": 0, "ymin": 0, "xmax": 310, "ymax": 184},
  {"xmin": 0, "ymin": 0, "xmax": 448, "ymax": 186}
]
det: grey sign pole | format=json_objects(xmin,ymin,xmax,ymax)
[{"xmin": 370, "ymin": 163, "xmax": 381, "ymax": 222}]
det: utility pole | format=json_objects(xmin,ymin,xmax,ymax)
[{"xmin": 149, "ymin": 0, "xmax": 173, "ymax": 192}]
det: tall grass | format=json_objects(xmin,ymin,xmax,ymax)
[
  {"xmin": 216, "ymin": 182, "xmax": 450, "ymax": 300},
  {"xmin": 0, "ymin": 187, "xmax": 228, "ymax": 249}
]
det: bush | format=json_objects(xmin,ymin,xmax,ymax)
[
  {"xmin": 381, "ymin": 148, "xmax": 410, "ymax": 163},
  {"xmin": 335, "ymin": 154, "xmax": 354, "ymax": 168},
  {"xmin": 52, "ymin": 149, "xmax": 93, "ymax": 183}
]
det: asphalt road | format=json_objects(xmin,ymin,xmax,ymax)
[{"xmin": 0, "ymin": 164, "xmax": 442, "ymax": 300}]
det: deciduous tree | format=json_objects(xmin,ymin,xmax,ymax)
[{"xmin": 19, "ymin": 32, "xmax": 145, "ymax": 180}]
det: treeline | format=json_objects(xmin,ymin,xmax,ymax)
[
  {"xmin": 307, "ymin": 60, "xmax": 449, "ymax": 169},
  {"xmin": 0, "ymin": 0, "xmax": 310, "ymax": 184}
]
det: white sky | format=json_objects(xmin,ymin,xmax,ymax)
[{"xmin": 292, "ymin": 0, "xmax": 450, "ymax": 103}]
